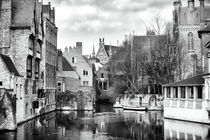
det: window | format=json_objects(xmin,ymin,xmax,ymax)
[
  {"xmin": 57, "ymin": 82, "xmax": 62, "ymax": 92},
  {"xmin": 188, "ymin": 32, "xmax": 193, "ymax": 51},
  {"xmin": 188, "ymin": 86, "xmax": 194, "ymax": 99},
  {"xmin": 83, "ymin": 70, "xmax": 88, "ymax": 76},
  {"xmin": 181, "ymin": 87, "xmax": 186, "ymax": 98},
  {"xmin": 103, "ymin": 82, "xmax": 107, "ymax": 90},
  {"xmin": 72, "ymin": 57, "xmax": 77, "ymax": 63},
  {"xmin": 166, "ymin": 87, "xmax": 171, "ymax": 98},
  {"xmin": 0, "ymin": 81, "xmax": 2, "ymax": 86},
  {"xmin": 143, "ymin": 55, "xmax": 148, "ymax": 61},
  {"xmin": 28, "ymin": 35, "xmax": 34, "ymax": 50},
  {"xmin": 35, "ymin": 59, "xmax": 40, "ymax": 79},
  {"xmin": 197, "ymin": 86, "xmax": 203, "ymax": 99},
  {"xmin": 27, "ymin": 56, "xmax": 32, "ymax": 78},
  {"xmin": 101, "ymin": 73, "xmax": 104, "ymax": 78},
  {"xmin": 173, "ymin": 87, "xmax": 178, "ymax": 98},
  {"xmin": 83, "ymin": 81, "xmax": 89, "ymax": 86}
]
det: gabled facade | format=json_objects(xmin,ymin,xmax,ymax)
[
  {"xmin": 96, "ymin": 38, "xmax": 119, "ymax": 65},
  {"xmin": 63, "ymin": 42, "xmax": 94, "ymax": 92},
  {"xmin": 57, "ymin": 50, "xmax": 80, "ymax": 92}
]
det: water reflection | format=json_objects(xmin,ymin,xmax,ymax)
[
  {"xmin": 164, "ymin": 119, "xmax": 210, "ymax": 140},
  {"xmin": 0, "ymin": 109, "xmax": 210, "ymax": 140}
]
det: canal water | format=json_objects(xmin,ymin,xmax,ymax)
[{"xmin": 0, "ymin": 104, "xmax": 210, "ymax": 140}]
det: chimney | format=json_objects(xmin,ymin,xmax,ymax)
[
  {"xmin": 188, "ymin": 0, "xmax": 195, "ymax": 11},
  {"xmin": 76, "ymin": 42, "xmax": 82, "ymax": 54},
  {"xmin": 200, "ymin": 0, "xmax": 205, "ymax": 23},
  {"xmin": 173, "ymin": 0, "xmax": 182, "ymax": 8}
]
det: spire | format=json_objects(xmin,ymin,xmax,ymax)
[{"xmin": 92, "ymin": 44, "xmax": 95, "ymax": 57}]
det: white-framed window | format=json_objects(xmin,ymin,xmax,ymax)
[
  {"xmin": 83, "ymin": 70, "xmax": 88, "ymax": 76},
  {"xmin": 166, "ymin": 87, "xmax": 171, "ymax": 98},
  {"xmin": 83, "ymin": 81, "xmax": 89, "ymax": 86},
  {"xmin": 0, "ymin": 81, "xmax": 2, "ymax": 86},
  {"xmin": 57, "ymin": 82, "xmax": 62, "ymax": 92},
  {"xmin": 188, "ymin": 86, "xmax": 194, "ymax": 99},
  {"xmin": 181, "ymin": 87, "xmax": 186, "ymax": 99},
  {"xmin": 72, "ymin": 57, "xmax": 77, "ymax": 63}
]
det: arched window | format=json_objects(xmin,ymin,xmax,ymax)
[
  {"xmin": 26, "ymin": 56, "xmax": 32, "ymax": 78},
  {"xmin": 188, "ymin": 32, "xmax": 193, "ymax": 50},
  {"xmin": 35, "ymin": 58, "xmax": 40, "ymax": 79}
]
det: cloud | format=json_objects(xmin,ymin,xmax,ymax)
[{"xmin": 44, "ymin": 0, "xmax": 173, "ymax": 54}]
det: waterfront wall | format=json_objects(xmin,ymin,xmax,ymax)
[
  {"xmin": 57, "ymin": 89, "xmax": 94, "ymax": 111},
  {"xmin": 115, "ymin": 94, "xmax": 164, "ymax": 110},
  {"xmin": 0, "ymin": 91, "xmax": 16, "ymax": 130}
]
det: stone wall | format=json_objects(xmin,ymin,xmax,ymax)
[
  {"xmin": 115, "ymin": 94, "xmax": 164, "ymax": 110},
  {"xmin": 0, "ymin": 91, "xmax": 16, "ymax": 130}
]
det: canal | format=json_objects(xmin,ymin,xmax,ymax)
[{"xmin": 1, "ymin": 104, "xmax": 210, "ymax": 140}]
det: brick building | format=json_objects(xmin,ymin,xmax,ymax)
[
  {"xmin": 173, "ymin": 0, "xmax": 210, "ymax": 79},
  {"xmin": 0, "ymin": 0, "xmax": 57, "ymax": 127},
  {"xmin": 41, "ymin": 2, "xmax": 58, "ymax": 113}
]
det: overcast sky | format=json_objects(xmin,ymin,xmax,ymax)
[{"xmin": 43, "ymin": 0, "xmax": 210, "ymax": 55}]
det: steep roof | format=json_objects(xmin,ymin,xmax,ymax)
[
  {"xmin": 104, "ymin": 45, "xmax": 120, "ymax": 57},
  {"xmin": 163, "ymin": 73, "xmax": 210, "ymax": 87},
  {"xmin": 0, "ymin": 54, "xmax": 21, "ymax": 76},
  {"xmin": 62, "ymin": 57, "xmax": 74, "ymax": 71},
  {"xmin": 198, "ymin": 23, "xmax": 210, "ymax": 33},
  {"xmin": 82, "ymin": 55, "xmax": 92, "ymax": 68}
]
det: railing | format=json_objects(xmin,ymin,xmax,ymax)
[
  {"xmin": 187, "ymin": 100, "xmax": 193, "ymax": 109},
  {"xmin": 165, "ymin": 99, "xmax": 203, "ymax": 110},
  {"xmin": 164, "ymin": 99, "xmax": 170, "ymax": 107},
  {"xmin": 206, "ymin": 100, "xmax": 210, "ymax": 110},
  {"xmin": 179, "ymin": 100, "xmax": 185, "ymax": 108}
]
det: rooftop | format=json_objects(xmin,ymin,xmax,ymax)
[{"xmin": 163, "ymin": 73, "xmax": 210, "ymax": 87}]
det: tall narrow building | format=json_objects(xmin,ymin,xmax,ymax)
[{"xmin": 41, "ymin": 2, "xmax": 58, "ymax": 113}]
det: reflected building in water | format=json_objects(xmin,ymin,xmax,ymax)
[{"xmin": 164, "ymin": 119, "xmax": 210, "ymax": 140}]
